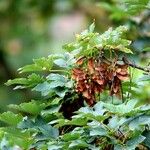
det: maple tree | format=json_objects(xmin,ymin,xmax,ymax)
[
  {"xmin": 0, "ymin": 1, "xmax": 150, "ymax": 149},
  {"xmin": 0, "ymin": 23, "xmax": 149, "ymax": 150}
]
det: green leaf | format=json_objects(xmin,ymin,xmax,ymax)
[
  {"xmin": 0, "ymin": 137, "xmax": 11, "ymax": 150},
  {"xmin": 54, "ymin": 59, "xmax": 68, "ymax": 68},
  {"xmin": 48, "ymin": 81, "xmax": 65, "ymax": 88},
  {"xmin": 47, "ymin": 73, "xmax": 73, "ymax": 89},
  {"xmin": 108, "ymin": 116, "xmax": 127, "ymax": 129},
  {"xmin": 33, "ymin": 74, "xmax": 70, "ymax": 97},
  {"xmin": 18, "ymin": 64, "xmax": 42, "ymax": 73},
  {"xmin": 41, "ymin": 105, "xmax": 61, "ymax": 116},
  {"xmin": 18, "ymin": 117, "xmax": 35, "ymax": 129},
  {"xmin": 114, "ymin": 145, "xmax": 123, "ymax": 150},
  {"xmin": 54, "ymin": 53, "xmax": 75, "ymax": 68},
  {"xmin": 46, "ymin": 73, "xmax": 67, "ymax": 82},
  {"xmin": 116, "ymin": 46, "xmax": 133, "ymax": 54},
  {"xmin": 3, "ymin": 128, "xmax": 33, "ymax": 149},
  {"xmin": 69, "ymin": 139, "xmax": 89, "ymax": 149},
  {"xmin": 48, "ymin": 144, "xmax": 63, "ymax": 150},
  {"xmin": 19, "ymin": 116, "xmax": 59, "ymax": 139},
  {"xmin": 100, "ymin": 26, "xmax": 132, "ymax": 54},
  {"xmin": 143, "ymin": 131, "xmax": 150, "ymax": 148},
  {"xmin": 78, "ymin": 101, "xmax": 106, "ymax": 117},
  {"xmin": 126, "ymin": 135, "xmax": 145, "ymax": 149},
  {"xmin": 89, "ymin": 22, "xmax": 95, "ymax": 33},
  {"xmin": 99, "ymin": 0, "xmax": 149, "ymax": 20},
  {"xmin": 68, "ymin": 118, "xmax": 88, "ymax": 126},
  {"xmin": 5, "ymin": 73, "xmax": 44, "ymax": 89},
  {"xmin": 54, "ymin": 117, "xmax": 87, "ymax": 127},
  {"xmin": 143, "ymin": 47, "xmax": 150, "ymax": 52},
  {"xmin": 103, "ymin": 99, "xmax": 138, "ymax": 115},
  {"xmin": 90, "ymin": 127, "xmax": 108, "ymax": 136},
  {"xmin": 115, "ymin": 135, "xmax": 146, "ymax": 150},
  {"xmin": 38, "ymin": 124, "xmax": 59, "ymax": 139},
  {"xmin": 124, "ymin": 0, "xmax": 149, "ymax": 14},
  {"xmin": 33, "ymin": 81, "xmax": 68, "ymax": 98},
  {"xmin": 129, "ymin": 115, "xmax": 150, "ymax": 130},
  {"xmin": 9, "ymin": 100, "xmax": 46, "ymax": 115},
  {"xmin": 18, "ymin": 55, "xmax": 60, "ymax": 73},
  {"xmin": 0, "ymin": 112, "xmax": 23, "ymax": 126},
  {"xmin": 55, "ymin": 87, "xmax": 68, "ymax": 98},
  {"xmin": 33, "ymin": 81, "xmax": 53, "ymax": 96},
  {"xmin": 74, "ymin": 102, "xmax": 108, "ymax": 124},
  {"xmin": 62, "ymin": 133, "xmax": 80, "ymax": 141},
  {"xmin": 139, "ymin": 75, "xmax": 150, "ymax": 82},
  {"xmin": 6, "ymin": 78, "xmax": 28, "ymax": 86}
]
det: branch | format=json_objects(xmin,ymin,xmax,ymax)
[{"xmin": 122, "ymin": 57, "xmax": 150, "ymax": 73}]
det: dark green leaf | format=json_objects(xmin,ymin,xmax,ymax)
[{"xmin": 143, "ymin": 131, "xmax": 150, "ymax": 148}]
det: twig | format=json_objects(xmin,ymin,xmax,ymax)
[
  {"xmin": 122, "ymin": 57, "xmax": 150, "ymax": 73},
  {"xmin": 120, "ymin": 82, "xmax": 124, "ymax": 103}
]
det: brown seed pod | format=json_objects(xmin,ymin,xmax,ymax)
[{"xmin": 71, "ymin": 57, "xmax": 129, "ymax": 106}]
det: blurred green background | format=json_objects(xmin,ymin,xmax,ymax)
[{"xmin": 0, "ymin": 0, "xmax": 149, "ymax": 112}]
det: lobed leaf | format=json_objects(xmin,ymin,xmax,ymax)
[{"xmin": 0, "ymin": 112, "xmax": 23, "ymax": 126}]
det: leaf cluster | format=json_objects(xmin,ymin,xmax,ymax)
[{"xmin": 0, "ymin": 24, "xmax": 150, "ymax": 150}]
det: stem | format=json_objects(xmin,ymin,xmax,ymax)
[
  {"xmin": 99, "ymin": 93, "xmax": 101, "ymax": 101},
  {"xmin": 122, "ymin": 57, "xmax": 150, "ymax": 73},
  {"xmin": 109, "ymin": 49, "xmax": 112, "ymax": 60},
  {"xmin": 120, "ymin": 82, "xmax": 124, "ymax": 103}
]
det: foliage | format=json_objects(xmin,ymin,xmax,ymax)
[
  {"xmin": 98, "ymin": 0, "xmax": 150, "ymax": 20},
  {"xmin": 64, "ymin": 24, "xmax": 133, "ymax": 57},
  {"xmin": 1, "ymin": 17, "xmax": 150, "ymax": 150},
  {"xmin": 1, "ymin": 1, "xmax": 149, "ymax": 149}
]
